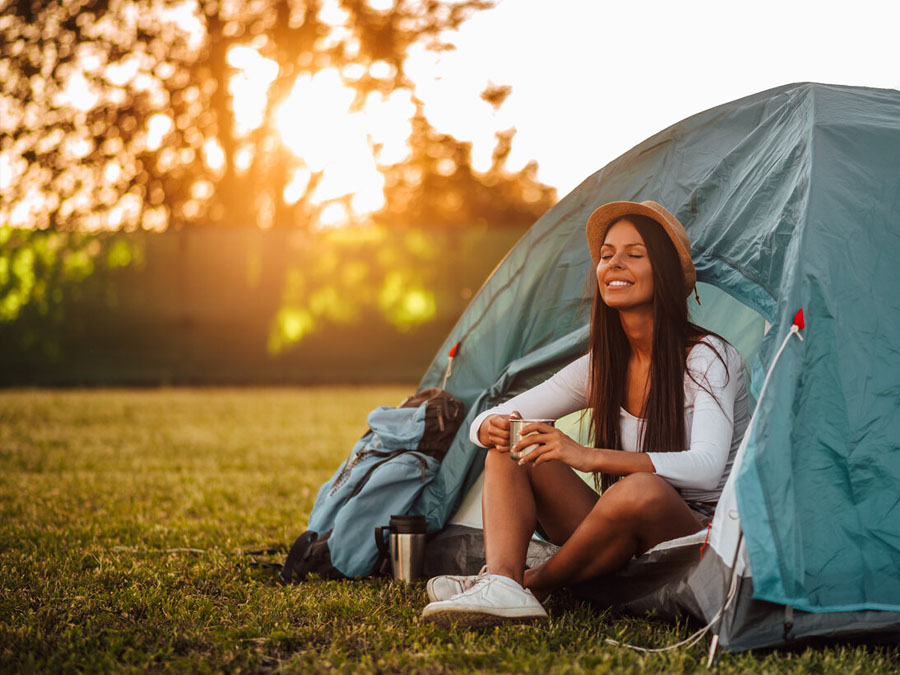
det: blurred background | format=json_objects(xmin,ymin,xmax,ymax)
[
  {"xmin": 2, "ymin": 0, "xmax": 898, "ymax": 386},
  {"xmin": 0, "ymin": 0, "xmax": 557, "ymax": 385}
]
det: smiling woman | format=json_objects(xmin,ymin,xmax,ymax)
[{"xmin": 421, "ymin": 200, "xmax": 751, "ymax": 628}]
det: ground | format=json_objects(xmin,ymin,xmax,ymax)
[{"xmin": 1, "ymin": 387, "xmax": 898, "ymax": 672}]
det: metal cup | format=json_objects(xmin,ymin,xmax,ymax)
[
  {"xmin": 508, "ymin": 418, "xmax": 556, "ymax": 460},
  {"xmin": 375, "ymin": 514, "xmax": 427, "ymax": 583}
]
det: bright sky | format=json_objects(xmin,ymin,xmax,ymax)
[
  {"xmin": 9, "ymin": 0, "xmax": 899, "ymax": 231},
  {"xmin": 408, "ymin": 0, "xmax": 900, "ymax": 197}
]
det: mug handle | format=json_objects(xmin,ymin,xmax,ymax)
[{"xmin": 374, "ymin": 526, "xmax": 389, "ymax": 560}]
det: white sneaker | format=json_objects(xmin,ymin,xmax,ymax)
[
  {"xmin": 421, "ymin": 574, "xmax": 548, "ymax": 627},
  {"xmin": 426, "ymin": 565, "xmax": 489, "ymax": 603},
  {"xmin": 427, "ymin": 566, "xmax": 553, "ymax": 606}
]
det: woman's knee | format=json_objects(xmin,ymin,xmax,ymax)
[
  {"xmin": 600, "ymin": 472, "xmax": 677, "ymax": 519},
  {"xmin": 483, "ymin": 449, "xmax": 557, "ymax": 494},
  {"xmin": 484, "ymin": 448, "xmax": 519, "ymax": 475},
  {"xmin": 485, "ymin": 448, "xmax": 544, "ymax": 474}
]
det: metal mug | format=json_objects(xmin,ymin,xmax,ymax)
[
  {"xmin": 375, "ymin": 514, "xmax": 427, "ymax": 583},
  {"xmin": 508, "ymin": 418, "xmax": 556, "ymax": 460}
]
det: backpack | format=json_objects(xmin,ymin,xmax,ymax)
[{"xmin": 278, "ymin": 387, "xmax": 465, "ymax": 583}]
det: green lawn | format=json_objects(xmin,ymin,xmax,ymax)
[{"xmin": 1, "ymin": 388, "xmax": 898, "ymax": 673}]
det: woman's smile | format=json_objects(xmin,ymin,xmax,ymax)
[
  {"xmin": 606, "ymin": 278, "xmax": 633, "ymax": 288},
  {"xmin": 597, "ymin": 218, "xmax": 654, "ymax": 309}
]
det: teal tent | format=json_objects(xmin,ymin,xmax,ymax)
[{"xmin": 414, "ymin": 82, "xmax": 900, "ymax": 650}]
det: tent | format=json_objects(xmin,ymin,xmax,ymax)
[{"xmin": 412, "ymin": 82, "xmax": 900, "ymax": 651}]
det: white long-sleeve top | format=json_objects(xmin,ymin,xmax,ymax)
[{"xmin": 469, "ymin": 335, "xmax": 751, "ymax": 505}]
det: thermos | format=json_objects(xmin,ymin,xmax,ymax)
[{"xmin": 375, "ymin": 514, "xmax": 427, "ymax": 583}]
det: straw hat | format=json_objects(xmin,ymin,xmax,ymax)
[{"xmin": 586, "ymin": 200, "xmax": 696, "ymax": 297}]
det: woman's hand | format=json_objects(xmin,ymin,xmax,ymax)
[
  {"xmin": 478, "ymin": 411, "xmax": 521, "ymax": 452},
  {"xmin": 514, "ymin": 422, "xmax": 598, "ymax": 473}
]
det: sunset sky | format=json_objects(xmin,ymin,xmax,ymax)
[{"xmin": 412, "ymin": 0, "xmax": 900, "ymax": 196}]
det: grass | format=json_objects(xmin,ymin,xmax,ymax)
[{"xmin": 1, "ymin": 387, "xmax": 898, "ymax": 673}]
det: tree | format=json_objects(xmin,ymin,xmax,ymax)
[
  {"xmin": 376, "ymin": 104, "xmax": 556, "ymax": 228},
  {"xmin": 1, "ymin": 0, "xmax": 555, "ymax": 232}
]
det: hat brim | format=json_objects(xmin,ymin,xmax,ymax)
[{"xmin": 586, "ymin": 200, "xmax": 696, "ymax": 296}]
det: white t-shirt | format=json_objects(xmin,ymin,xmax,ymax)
[{"xmin": 469, "ymin": 336, "xmax": 751, "ymax": 505}]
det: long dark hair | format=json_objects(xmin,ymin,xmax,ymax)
[{"xmin": 586, "ymin": 214, "xmax": 723, "ymax": 491}]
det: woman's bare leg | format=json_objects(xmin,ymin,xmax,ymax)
[
  {"xmin": 481, "ymin": 450, "xmax": 598, "ymax": 584},
  {"xmin": 524, "ymin": 472, "xmax": 703, "ymax": 596}
]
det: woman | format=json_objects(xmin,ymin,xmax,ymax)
[{"xmin": 422, "ymin": 200, "xmax": 750, "ymax": 627}]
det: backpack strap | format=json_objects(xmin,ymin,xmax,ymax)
[
  {"xmin": 279, "ymin": 530, "xmax": 318, "ymax": 584},
  {"xmin": 243, "ymin": 547, "xmax": 287, "ymax": 572}
]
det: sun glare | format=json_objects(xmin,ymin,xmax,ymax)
[
  {"xmin": 283, "ymin": 167, "xmax": 312, "ymax": 205},
  {"xmin": 228, "ymin": 46, "xmax": 279, "ymax": 137},
  {"xmin": 163, "ymin": 1, "xmax": 206, "ymax": 50},
  {"xmin": 274, "ymin": 68, "xmax": 416, "ymax": 227},
  {"xmin": 277, "ymin": 69, "xmax": 355, "ymax": 171},
  {"xmin": 146, "ymin": 114, "xmax": 174, "ymax": 151},
  {"xmin": 222, "ymin": 50, "xmax": 412, "ymax": 228},
  {"xmin": 202, "ymin": 138, "xmax": 225, "ymax": 174},
  {"xmin": 55, "ymin": 70, "xmax": 100, "ymax": 112}
]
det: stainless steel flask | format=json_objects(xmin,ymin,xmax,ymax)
[{"xmin": 375, "ymin": 514, "xmax": 427, "ymax": 583}]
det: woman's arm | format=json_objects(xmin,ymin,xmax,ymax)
[
  {"xmin": 469, "ymin": 354, "xmax": 590, "ymax": 448},
  {"xmin": 519, "ymin": 338, "xmax": 743, "ymax": 485},
  {"xmin": 514, "ymin": 423, "xmax": 656, "ymax": 474},
  {"xmin": 477, "ymin": 413, "xmax": 516, "ymax": 451}
]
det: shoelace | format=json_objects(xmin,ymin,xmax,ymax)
[{"xmin": 458, "ymin": 565, "xmax": 492, "ymax": 596}]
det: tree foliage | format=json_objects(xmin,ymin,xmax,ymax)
[
  {"xmin": 377, "ymin": 108, "xmax": 556, "ymax": 228},
  {"xmin": 0, "ymin": 0, "xmax": 556, "ymax": 231},
  {"xmin": 0, "ymin": 225, "xmax": 139, "ymax": 355}
]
